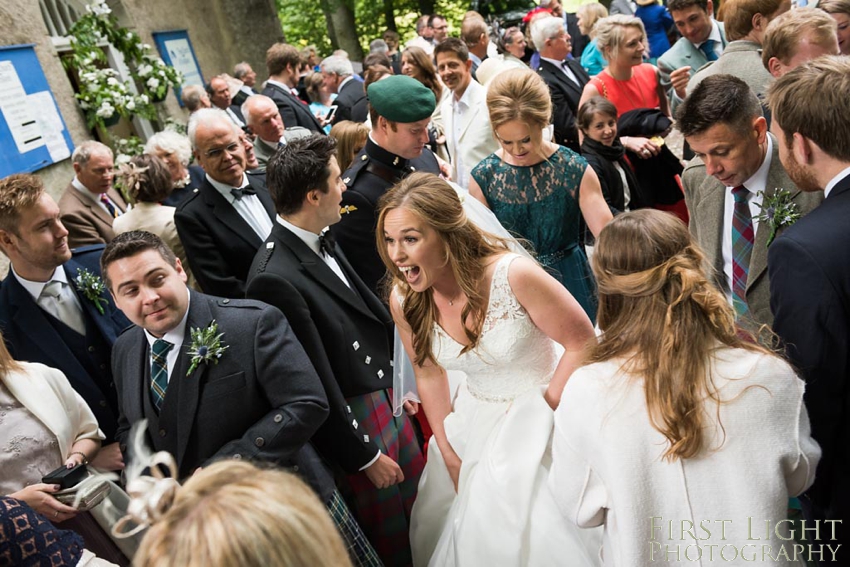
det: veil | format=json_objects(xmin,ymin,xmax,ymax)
[{"xmin": 391, "ymin": 181, "xmax": 533, "ymax": 416}]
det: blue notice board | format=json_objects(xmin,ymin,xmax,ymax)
[
  {"xmin": 152, "ymin": 30, "xmax": 204, "ymax": 106},
  {"xmin": 0, "ymin": 44, "xmax": 75, "ymax": 177}
]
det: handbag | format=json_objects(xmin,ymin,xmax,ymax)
[{"xmin": 53, "ymin": 473, "xmax": 113, "ymax": 512}]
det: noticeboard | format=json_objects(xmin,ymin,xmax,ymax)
[{"xmin": 152, "ymin": 30, "xmax": 204, "ymax": 107}]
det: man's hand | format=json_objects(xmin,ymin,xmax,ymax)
[
  {"xmin": 89, "ymin": 442, "xmax": 125, "ymax": 471},
  {"xmin": 364, "ymin": 453, "xmax": 404, "ymax": 489},
  {"xmin": 10, "ymin": 484, "xmax": 79, "ymax": 522},
  {"xmin": 670, "ymin": 66, "xmax": 692, "ymax": 100}
]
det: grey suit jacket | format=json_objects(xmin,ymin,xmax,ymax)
[
  {"xmin": 113, "ymin": 291, "xmax": 332, "ymax": 488},
  {"xmin": 686, "ymin": 41, "xmax": 774, "ymax": 100},
  {"xmin": 682, "ymin": 133, "xmax": 822, "ymax": 328},
  {"xmin": 253, "ymin": 128, "xmax": 313, "ymax": 170},
  {"xmin": 58, "ymin": 183, "xmax": 127, "ymax": 248},
  {"xmin": 658, "ymin": 21, "xmax": 727, "ymax": 112}
]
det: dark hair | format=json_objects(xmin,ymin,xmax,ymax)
[
  {"xmin": 364, "ymin": 64, "xmax": 392, "ymax": 92},
  {"xmin": 101, "ymin": 231, "xmax": 178, "ymax": 290},
  {"xmin": 667, "ymin": 0, "xmax": 710, "ymax": 13},
  {"xmin": 676, "ymin": 74, "xmax": 763, "ymax": 138},
  {"xmin": 428, "ymin": 14, "xmax": 446, "ymax": 27},
  {"xmin": 118, "ymin": 154, "xmax": 173, "ymax": 203},
  {"xmin": 577, "ymin": 96, "xmax": 619, "ymax": 133},
  {"xmin": 267, "ymin": 135, "xmax": 338, "ymax": 216},
  {"xmin": 434, "ymin": 37, "xmax": 470, "ymax": 62},
  {"xmin": 383, "ymin": 30, "xmax": 400, "ymax": 42},
  {"xmin": 363, "ymin": 52, "xmax": 392, "ymax": 72}
]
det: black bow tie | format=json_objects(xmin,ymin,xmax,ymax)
[
  {"xmin": 318, "ymin": 231, "xmax": 336, "ymax": 258},
  {"xmin": 230, "ymin": 186, "xmax": 256, "ymax": 200}
]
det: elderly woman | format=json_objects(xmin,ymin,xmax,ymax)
[
  {"xmin": 0, "ymin": 333, "xmax": 128, "ymax": 564},
  {"xmin": 143, "ymin": 130, "xmax": 205, "ymax": 206},
  {"xmin": 113, "ymin": 154, "xmax": 198, "ymax": 290}
]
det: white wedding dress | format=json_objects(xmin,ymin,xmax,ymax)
[{"xmin": 410, "ymin": 254, "xmax": 602, "ymax": 566}]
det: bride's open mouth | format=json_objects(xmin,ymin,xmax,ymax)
[{"xmin": 399, "ymin": 265, "xmax": 421, "ymax": 284}]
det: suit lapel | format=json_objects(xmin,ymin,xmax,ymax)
[
  {"xmin": 274, "ymin": 225, "xmax": 378, "ymax": 322},
  {"xmin": 201, "ymin": 179, "xmax": 263, "ymax": 248},
  {"xmin": 128, "ymin": 329, "xmax": 150, "ymax": 426},
  {"xmin": 697, "ymin": 176, "xmax": 727, "ymax": 286},
  {"xmin": 107, "ymin": 187, "xmax": 127, "ymax": 213},
  {"xmin": 175, "ymin": 293, "xmax": 210, "ymax": 467},
  {"xmin": 71, "ymin": 189, "xmax": 114, "ymax": 229}
]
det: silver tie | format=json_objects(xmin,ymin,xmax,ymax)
[{"xmin": 39, "ymin": 281, "xmax": 87, "ymax": 336}]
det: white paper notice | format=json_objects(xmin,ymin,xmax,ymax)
[
  {"xmin": 28, "ymin": 91, "xmax": 70, "ymax": 162},
  {"xmin": 163, "ymin": 39, "xmax": 203, "ymax": 86},
  {"xmin": 0, "ymin": 61, "xmax": 45, "ymax": 153}
]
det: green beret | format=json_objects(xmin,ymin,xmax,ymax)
[{"xmin": 367, "ymin": 75, "xmax": 436, "ymax": 123}]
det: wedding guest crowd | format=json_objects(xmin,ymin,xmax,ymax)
[{"xmin": 3, "ymin": 6, "xmax": 849, "ymax": 565}]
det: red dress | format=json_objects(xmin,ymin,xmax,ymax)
[{"xmin": 591, "ymin": 63, "xmax": 689, "ymax": 223}]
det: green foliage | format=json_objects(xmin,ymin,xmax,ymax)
[{"xmin": 276, "ymin": 0, "xmax": 473, "ymax": 58}]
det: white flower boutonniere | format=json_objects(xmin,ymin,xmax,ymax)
[
  {"xmin": 756, "ymin": 189, "xmax": 801, "ymax": 247},
  {"xmin": 74, "ymin": 268, "xmax": 108, "ymax": 314},
  {"xmin": 186, "ymin": 320, "xmax": 229, "ymax": 376}
]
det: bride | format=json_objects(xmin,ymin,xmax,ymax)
[{"xmin": 377, "ymin": 172, "xmax": 602, "ymax": 566}]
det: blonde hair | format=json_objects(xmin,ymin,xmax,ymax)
[
  {"xmin": 587, "ymin": 210, "xmax": 772, "ymax": 461},
  {"xmin": 486, "ymin": 68, "xmax": 551, "ymax": 160},
  {"xmin": 329, "ymin": 120, "xmax": 369, "ymax": 173},
  {"xmin": 376, "ymin": 173, "xmax": 511, "ymax": 366},
  {"xmin": 594, "ymin": 15, "xmax": 647, "ymax": 60},
  {"xmin": 761, "ymin": 8, "xmax": 838, "ymax": 68},
  {"xmin": 720, "ymin": 0, "xmax": 786, "ymax": 41},
  {"xmin": 134, "ymin": 460, "xmax": 352, "ymax": 567},
  {"xmin": 0, "ymin": 174, "xmax": 44, "ymax": 235},
  {"xmin": 578, "ymin": 2, "xmax": 610, "ymax": 38},
  {"xmin": 0, "ymin": 331, "xmax": 22, "ymax": 376}
]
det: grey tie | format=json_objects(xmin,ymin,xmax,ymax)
[{"xmin": 39, "ymin": 281, "xmax": 87, "ymax": 336}]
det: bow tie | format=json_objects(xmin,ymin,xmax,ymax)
[
  {"xmin": 318, "ymin": 231, "xmax": 336, "ymax": 258},
  {"xmin": 230, "ymin": 186, "xmax": 256, "ymax": 200}
]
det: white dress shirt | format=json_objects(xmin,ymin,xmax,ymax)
[
  {"xmin": 225, "ymin": 107, "xmax": 245, "ymax": 127},
  {"xmin": 720, "ymin": 136, "xmax": 771, "ymax": 302},
  {"xmin": 824, "ymin": 166, "xmax": 850, "ymax": 199},
  {"xmin": 206, "ymin": 173, "xmax": 273, "ymax": 240},
  {"xmin": 71, "ymin": 176, "xmax": 120, "ymax": 217},
  {"xmin": 143, "ymin": 289, "xmax": 190, "ymax": 384}
]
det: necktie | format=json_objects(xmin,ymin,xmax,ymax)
[
  {"xmin": 230, "ymin": 186, "xmax": 257, "ymax": 201},
  {"xmin": 39, "ymin": 281, "xmax": 86, "ymax": 335},
  {"xmin": 150, "ymin": 339, "xmax": 174, "ymax": 412},
  {"xmin": 319, "ymin": 230, "xmax": 336, "ymax": 258},
  {"xmin": 731, "ymin": 186, "xmax": 754, "ymax": 318},
  {"xmin": 699, "ymin": 39, "xmax": 719, "ymax": 62},
  {"xmin": 100, "ymin": 194, "xmax": 119, "ymax": 218}
]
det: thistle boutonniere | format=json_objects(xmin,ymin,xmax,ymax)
[
  {"xmin": 186, "ymin": 320, "xmax": 229, "ymax": 376},
  {"xmin": 756, "ymin": 188, "xmax": 801, "ymax": 247},
  {"xmin": 73, "ymin": 268, "xmax": 108, "ymax": 314}
]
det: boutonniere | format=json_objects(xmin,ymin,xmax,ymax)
[
  {"xmin": 74, "ymin": 268, "xmax": 108, "ymax": 314},
  {"xmin": 756, "ymin": 188, "xmax": 801, "ymax": 247},
  {"xmin": 186, "ymin": 320, "xmax": 229, "ymax": 376}
]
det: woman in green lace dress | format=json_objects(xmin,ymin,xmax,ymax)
[{"xmin": 470, "ymin": 68, "xmax": 613, "ymax": 320}]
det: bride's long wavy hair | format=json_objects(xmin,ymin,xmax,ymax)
[
  {"xmin": 376, "ymin": 173, "xmax": 511, "ymax": 367},
  {"xmin": 587, "ymin": 210, "xmax": 773, "ymax": 461}
]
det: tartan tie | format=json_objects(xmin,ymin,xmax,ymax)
[
  {"xmin": 150, "ymin": 339, "xmax": 174, "ymax": 412},
  {"xmin": 100, "ymin": 194, "xmax": 119, "ymax": 218},
  {"xmin": 699, "ymin": 39, "xmax": 719, "ymax": 62},
  {"xmin": 731, "ymin": 186, "xmax": 754, "ymax": 318}
]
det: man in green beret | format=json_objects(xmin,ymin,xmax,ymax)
[{"xmin": 331, "ymin": 75, "xmax": 443, "ymax": 295}]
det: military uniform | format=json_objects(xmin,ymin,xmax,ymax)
[{"xmin": 332, "ymin": 138, "xmax": 441, "ymax": 296}]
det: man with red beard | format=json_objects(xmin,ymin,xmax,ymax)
[{"xmin": 767, "ymin": 56, "xmax": 850, "ymax": 563}]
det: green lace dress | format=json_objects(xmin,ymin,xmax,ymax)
[{"xmin": 471, "ymin": 146, "xmax": 597, "ymax": 321}]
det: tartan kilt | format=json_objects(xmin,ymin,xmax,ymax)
[{"xmin": 345, "ymin": 388, "xmax": 425, "ymax": 567}]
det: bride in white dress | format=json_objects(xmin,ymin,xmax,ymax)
[{"xmin": 376, "ymin": 173, "xmax": 603, "ymax": 566}]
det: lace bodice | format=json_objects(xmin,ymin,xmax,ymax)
[
  {"xmin": 470, "ymin": 147, "xmax": 587, "ymax": 262},
  {"xmin": 434, "ymin": 254, "xmax": 558, "ymax": 402}
]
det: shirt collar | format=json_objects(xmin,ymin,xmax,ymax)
[
  {"xmin": 824, "ymin": 166, "xmax": 850, "ymax": 199},
  {"xmin": 540, "ymin": 55, "xmax": 566, "ymax": 67},
  {"xmin": 206, "ymin": 173, "xmax": 249, "ymax": 204},
  {"xmin": 698, "ymin": 21, "xmax": 723, "ymax": 48},
  {"xmin": 338, "ymin": 76, "xmax": 354, "ymax": 91},
  {"xmin": 469, "ymin": 52, "xmax": 482, "ymax": 66},
  {"xmin": 143, "ymin": 288, "xmax": 190, "ymax": 349},
  {"xmin": 277, "ymin": 216, "xmax": 325, "ymax": 256},
  {"xmin": 266, "ymin": 78, "xmax": 292, "ymax": 92},
  {"xmin": 365, "ymin": 135, "xmax": 409, "ymax": 170},
  {"xmin": 12, "ymin": 265, "xmax": 67, "ymax": 301},
  {"xmin": 453, "ymin": 78, "xmax": 476, "ymax": 107}
]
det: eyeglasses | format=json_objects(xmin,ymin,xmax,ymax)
[{"xmin": 203, "ymin": 142, "xmax": 241, "ymax": 160}]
